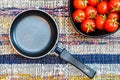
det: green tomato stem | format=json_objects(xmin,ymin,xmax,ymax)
[
  {"xmin": 111, "ymin": 7, "xmax": 120, "ymax": 12},
  {"xmin": 83, "ymin": 0, "xmax": 88, "ymax": 7},
  {"xmin": 90, "ymin": 13, "xmax": 95, "ymax": 19},
  {"xmin": 75, "ymin": 16, "xmax": 82, "ymax": 22},
  {"xmin": 110, "ymin": 18, "xmax": 119, "ymax": 27},
  {"xmin": 103, "ymin": 14, "xmax": 107, "ymax": 19},
  {"xmin": 85, "ymin": 23, "xmax": 94, "ymax": 33}
]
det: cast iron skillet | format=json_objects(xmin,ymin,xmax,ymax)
[
  {"xmin": 9, "ymin": 10, "xmax": 96, "ymax": 79},
  {"xmin": 69, "ymin": 0, "xmax": 120, "ymax": 38}
]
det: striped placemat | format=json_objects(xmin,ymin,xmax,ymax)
[{"xmin": 0, "ymin": 0, "xmax": 120, "ymax": 80}]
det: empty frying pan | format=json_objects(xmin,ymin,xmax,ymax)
[{"xmin": 9, "ymin": 10, "xmax": 96, "ymax": 78}]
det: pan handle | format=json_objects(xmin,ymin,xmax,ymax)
[{"xmin": 55, "ymin": 47, "xmax": 96, "ymax": 79}]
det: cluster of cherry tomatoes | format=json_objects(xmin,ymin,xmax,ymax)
[{"xmin": 72, "ymin": 0, "xmax": 120, "ymax": 33}]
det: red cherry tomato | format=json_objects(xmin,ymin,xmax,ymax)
[
  {"xmin": 97, "ymin": 1, "xmax": 108, "ymax": 14},
  {"xmin": 95, "ymin": 15, "xmax": 107, "ymax": 30},
  {"xmin": 73, "ymin": 0, "xmax": 88, "ymax": 9},
  {"xmin": 72, "ymin": 9, "xmax": 86, "ymax": 23},
  {"xmin": 108, "ymin": 12, "xmax": 119, "ymax": 20},
  {"xmin": 84, "ymin": 6, "xmax": 97, "ymax": 19},
  {"xmin": 104, "ymin": 19, "xmax": 119, "ymax": 32},
  {"xmin": 81, "ymin": 19, "xmax": 95, "ymax": 33},
  {"xmin": 108, "ymin": 0, "xmax": 120, "ymax": 12},
  {"xmin": 88, "ymin": 0, "xmax": 98, "ymax": 6}
]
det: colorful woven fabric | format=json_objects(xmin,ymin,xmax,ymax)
[{"xmin": 0, "ymin": 0, "xmax": 120, "ymax": 80}]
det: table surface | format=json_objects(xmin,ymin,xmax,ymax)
[{"xmin": 0, "ymin": 0, "xmax": 120, "ymax": 80}]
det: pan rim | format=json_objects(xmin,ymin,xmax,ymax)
[{"xmin": 9, "ymin": 9, "xmax": 59, "ymax": 59}]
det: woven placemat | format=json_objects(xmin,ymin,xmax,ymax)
[{"xmin": 0, "ymin": 0, "xmax": 120, "ymax": 80}]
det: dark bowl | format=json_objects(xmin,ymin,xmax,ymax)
[{"xmin": 68, "ymin": 0, "xmax": 120, "ymax": 38}]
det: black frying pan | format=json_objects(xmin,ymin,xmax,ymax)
[{"xmin": 9, "ymin": 10, "xmax": 96, "ymax": 79}]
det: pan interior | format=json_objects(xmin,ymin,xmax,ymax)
[
  {"xmin": 15, "ymin": 15, "xmax": 51, "ymax": 53},
  {"xmin": 10, "ymin": 10, "xmax": 58, "ymax": 57}
]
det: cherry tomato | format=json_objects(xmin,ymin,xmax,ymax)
[
  {"xmin": 88, "ymin": 0, "xmax": 98, "ymax": 6},
  {"xmin": 81, "ymin": 19, "xmax": 95, "ymax": 33},
  {"xmin": 104, "ymin": 19, "xmax": 119, "ymax": 32},
  {"xmin": 73, "ymin": 0, "xmax": 88, "ymax": 9},
  {"xmin": 84, "ymin": 6, "xmax": 97, "ymax": 19},
  {"xmin": 95, "ymin": 15, "xmax": 107, "ymax": 30},
  {"xmin": 97, "ymin": 1, "xmax": 108, "ymax": 14},
  {"xmin": 108, "ymin": 0, "xmax": 120, "ymax": 12},
  {"xmin": 72, "ymin": 9, "xmax": 86, "ymax": 23},
  {"xmin": 108, "ymin": 12, "xmax": 119, "ymax": 20}
]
